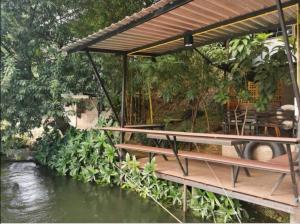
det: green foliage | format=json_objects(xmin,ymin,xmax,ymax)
[
  {"xmin": 34, "ymin": 124, "xmax": 248, "ymax": 222},
  {"xmin": 120, "ymin": 154, "xmax": 248, "ymax": 222},
  {"xmin": 190, "ymin": 188, "xmax": 248, "ymax": 223},
  {"xmin": 35, "ymin": 128, "xmax": 119, "ymax": 185},
  {"xmin": 1, "ymin": 121, "xmax": 29, "ymax": 157},
  {"xmin": 34, "ymin": 128, "xmax": 63, "ymax": 165},
  {"xmin": 120, "ymin": 154, "xmax": 183, "ymax": 206},
  {"xmin": 1, "ymin": 0, "xmax": 154, "ymax": 135},
  {"xmin": 214, "ymin": 34, "xmax": 291, "ymax": 111}
]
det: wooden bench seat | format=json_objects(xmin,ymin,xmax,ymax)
[
  {"xmin": 269, "ymin": 152, "xmax": 298, "ymax": 165},
  {"xmin": 116, "ymin": 143, "xmax": 299, "ymax": 198},
  {"xmin": 116, "ymin": 143, "xmax": 174, "ymax": 156},
  {"xmin": 116, "ymin": 143, "xmax": 296, "ymax": 173},
  {"xmin": 178, "ymin": 150, "xmax": 293, "ymax": 173},
  {"xmin": 146, "ymin": 133, "xmax": 246, "ymax": 146}
]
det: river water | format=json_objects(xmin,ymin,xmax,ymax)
[{"xmin": 1, "ymin": 160, "xmax": 200, "ymax": 223}]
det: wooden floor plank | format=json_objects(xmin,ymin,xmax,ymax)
[{"xmin": 138, "ymin": 157, "xmax": 300, "ymax": 207}]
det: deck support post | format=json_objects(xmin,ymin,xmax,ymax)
[
  {"xmin": 85, "ymin": 51, "xmax": 120, "ymax": 124},
  {"xmin": 290, "ymin": 207, "xmax": 300, "ymax": 223},
  {"xmin": 183, "ymin": 184, "xmax": 187, "ymax": 212},
  {"xmin": 286, "ymin": 144, "xmax": 299, "ymax": 202}
]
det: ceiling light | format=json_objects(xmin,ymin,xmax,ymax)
[{"xmin": 184, "ymin": 33, "xmax": 193, "ymax": 47}]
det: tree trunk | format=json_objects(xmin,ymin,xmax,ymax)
[
  {"xmin": 202, "ymin": 100, "xmax": 210, "ymax": 133},
  {"xmin": 234, "ymin": 101, "xmax": 240, "ymax": 135}
]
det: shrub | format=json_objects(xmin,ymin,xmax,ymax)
[
  {"xmin": 190, "ymin": 188, "xmax": 248, "ymax": 223},
  {"xmin": 35, "ymin": 128, "xmax": 119, "ymax": 185}
]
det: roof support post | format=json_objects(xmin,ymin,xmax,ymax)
[
  {"xmin": 277, "ymin": 1, "xmax": 300, "ymax": 199},
  {"xmin": 119, "ymin": 54, "xmax": 128, "ymax": 159},
  {"xmin": 276, "ymin": 0, "xmax": 300, "ymax": 116},
  {"xmin": 86, "ymin": 51, "xmax": 120, "ymax": 124}
]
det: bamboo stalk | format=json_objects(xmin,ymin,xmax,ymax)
[{"xmin": 147, "ymin": 82, "xmax": 153, "ymax": 124}]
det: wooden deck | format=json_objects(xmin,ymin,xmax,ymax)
[{"xmin": 138, "ymin": 156, "xmax": 300, "ymax": 214}]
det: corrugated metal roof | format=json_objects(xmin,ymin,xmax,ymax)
[{"xmin": 61, "ymin": 0, "xmax": 298, "ymax": 56}]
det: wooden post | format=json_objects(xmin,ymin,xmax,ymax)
[
  {"xmin": 290, "ymin": 207, "xmax": 300, "ymax": 223},
  {"xmin": 183, "ymin": 184, "xmax": 187, "ymax": 212}
]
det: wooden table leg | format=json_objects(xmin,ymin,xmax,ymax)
[
  {"xmin": 233, "ymin": 144, "xmax": 251, "ymax": 177},
  {"xmin": 166, "ymin": 135, "xmax": 187, "ymax": 176},
  {"xmin": 153, "ymin": 139, "xmax": 168, "ymax": 161}
]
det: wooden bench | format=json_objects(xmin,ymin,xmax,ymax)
[
  {"xmin": 146, "ymin": 133, "xmax": 246, "ymax": 146},
  {"xmin": 147, "ymin": 133, "xmax": 251, "ymax": 178},
  {"xmin": 101, "ymin": 127, "xmax": 300, "ymax": 200},
  {"xmin": 116, "ymin": 143, "xmax": 298, "ymax": 195}
]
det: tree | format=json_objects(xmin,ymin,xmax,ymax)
[
  {"xmin": 1, "ymin": 0, "xmax": 153, "ymax": 135},
  {"xmin": 214, "ymin": 34, "xmax": 291, "ymax": 135}
]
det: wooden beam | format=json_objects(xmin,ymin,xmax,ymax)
[{"xmin": 99, "ymin": 127, "xmax": 300, "ymax": 144}]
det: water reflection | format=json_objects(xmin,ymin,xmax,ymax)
[{"xmin": 1, "ymin": 160, "xmax": 199, "ymax": 223}]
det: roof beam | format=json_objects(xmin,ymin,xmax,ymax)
[
  {"xmin": 83, "ymin": 47, "xmax": 126, "ymax": 55},
  {"xmin": 66, "ymin": 0, "xmax": 193, "ymax": 53},
  {"xmin": 128, "ymin": 0, "xmax": 298, "ymax": 55},
  {"xmin": 83, "ymin": 47, "xmax": 158, "ymax": 57},
  {"xmin": 158, "ymin": 20, "xmax": 296, "ymax": 56}
]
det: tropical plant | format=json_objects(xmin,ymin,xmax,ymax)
[
  {"xmin": 35, "ymin": 127, "xmax": 120, "ymax": 184},
  {"xmin": 190, "ymin": 188, "xmax": 248, "ymax": 223},
  {"xmin": 120, "ymin": 153, "xmax": 183, "ymax": 206},
  {"xmin": 213, "ymin": 34, "xmax": 292, "ymax": 135}
]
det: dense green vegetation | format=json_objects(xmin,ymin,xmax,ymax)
[
  {"xmin": 34, "ymin": 120, "xmax": 247, "ymax": 223},
  {"xmin": 1, "ymin": 1, "xmax": 294, "ymax": 223}
]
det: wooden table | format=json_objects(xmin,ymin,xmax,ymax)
[
  {"xmin": 146, "ymin": 133, "xmax": 251, "ymax": 181},
  {"xmin": 100, "ymin": 127, "xmax": 300, "ymax": 144},
  {"xmin": 124, "ymin": 124, "xmax": 165, "ymax": 129}
]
